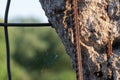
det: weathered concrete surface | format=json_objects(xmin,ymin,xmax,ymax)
[{"xmin": 39, "ymin": 0, "xmax": 120, "ymax": 80}]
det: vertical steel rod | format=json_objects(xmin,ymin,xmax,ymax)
[{"xmin": 4, "ymin": 0, "xmax": 12, "ymax": 80}]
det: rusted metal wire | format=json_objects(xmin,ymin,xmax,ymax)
[
  {"xmin": 0, "ymin": 23, "xmax": 51, "ymax": 27},
  {"xmin": 4, "ymin": 0, "xmax": 12, "ymax": 80}
]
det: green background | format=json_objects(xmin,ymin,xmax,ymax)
[{"xmin": 0, "ymin": 18, "xmax": 76, "ymax": 80}]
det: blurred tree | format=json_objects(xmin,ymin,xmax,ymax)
[
  {"xmin": 0, "ymin": 19, "xmax": 32, "ymax": 80},
  {"xmin": 0, "ymin": 18, "xmax": 76, "ymax": 80}
]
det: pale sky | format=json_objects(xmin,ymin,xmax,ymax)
[{"xmin": 0, "ymin": 0, "xmax": 48, "ymax": 22}]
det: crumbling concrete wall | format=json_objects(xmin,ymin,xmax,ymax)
[{"xmin": 39, "ymin": 0, "xmax": 120, "ymax": 80}]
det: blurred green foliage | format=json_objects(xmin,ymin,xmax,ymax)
[{"xmin": 0, "ymin": 18, "xmax": 76, "ymax": 80}]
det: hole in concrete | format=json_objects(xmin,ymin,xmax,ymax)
[
  {"xmin": 94, "ymin": 71, "xmax": 103, "ymax": 77},
  {"xmin": 112, "ymin": 37, "xmax": 120, "ymax": 49}
]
